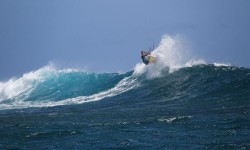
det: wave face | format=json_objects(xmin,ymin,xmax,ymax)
[{"xmin": 133, "ymin": 64, "xmax": 250, "ymax": 110}]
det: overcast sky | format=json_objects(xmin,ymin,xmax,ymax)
[{"xmin": 1, "ymin": 0, "xmax": 250, "ymax": 80}]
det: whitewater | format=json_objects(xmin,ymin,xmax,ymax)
[{"xmin": 0, "ymin": 35, "xmax": 250, "ymax": 149}]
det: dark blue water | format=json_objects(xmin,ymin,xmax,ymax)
[{"xmin": 0, "ymin": 65, "xmax": 250, "ymax": 149}]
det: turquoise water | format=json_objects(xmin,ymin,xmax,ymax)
[{"xmin": 0, "ymin": 64, "xmax": 250, "ymax": 149}]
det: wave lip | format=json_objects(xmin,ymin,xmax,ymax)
[
  {"xmin": 0, "ymin": 65, "xmax": 55, "ymax": 102},
  {"xmin": 213, "ymin": 62, "xmax": 231, "ymax": 67}
]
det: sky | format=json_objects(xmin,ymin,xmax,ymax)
[{"xmin": 0, "ymin": 0, "xmax": 250, "ymax": 80}]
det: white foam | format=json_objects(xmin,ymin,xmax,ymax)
[
  {"xmin": 133, "ymin": 34, "xmax": 206, "ymax": 78},
  {"xmin": 132, "ymin": 63, "xmax": 147, "ymax": 77},
  {"xmin": 158, "ymin": 116, "xmax": 193, "ymax": 123},
  {"xmin": 184, "ymin": 59, "xmax": 206, "ymax": 67},
  {"xmin": 213, "ymin": 62, "xmax": 231, "ymax": 67}
]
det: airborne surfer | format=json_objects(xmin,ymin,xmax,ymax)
[
  {"xmin": 141, "ymin": 51, "xmax": 150, "ymax": 65},
  {"xmin": 141, "ymin": 50, "xmax": 156, "ymax": 65}
]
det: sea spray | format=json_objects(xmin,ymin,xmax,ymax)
[{"xmin": 133, "ymin": 34, "xmax": 206, "ymax": 78}]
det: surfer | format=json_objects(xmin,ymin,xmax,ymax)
[{"xmin": 141, "ymin": 51, "xmax": 150, "ymax": 65}]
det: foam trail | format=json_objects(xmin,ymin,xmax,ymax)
[{"xmin": 133, "ymin": 34, "xmax": 206, "ymax": 78}]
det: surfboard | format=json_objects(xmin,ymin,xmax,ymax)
[{"xmin": 147, "ymin": 56, "xmax": 156, "ymax": 63}]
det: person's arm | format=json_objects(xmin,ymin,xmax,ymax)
[{"xmin": 145, "ymin": 51, "xmax": 151, "ymax": 56}]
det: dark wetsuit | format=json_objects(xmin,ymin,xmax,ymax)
[{"xmin": 141, "ymin": 55, "xmax": 149, "ymax": 65}]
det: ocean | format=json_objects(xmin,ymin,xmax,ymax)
[
  {"xmin": 0, "ymin": 64, "xmax": 250, "ymax": 149},
  {"xmin": 1, "ymin": 35, "xmax": 250, "ymax": 149}
]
